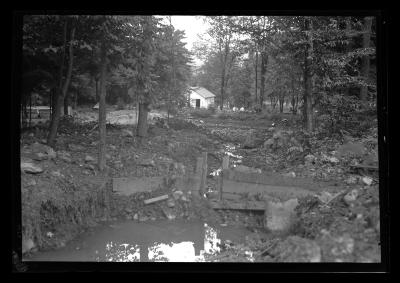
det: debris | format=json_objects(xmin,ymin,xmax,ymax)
[
  {"xmin": 85, "ymin": 155, "xmax": 96, "ymax": 163},
  {"xmin": 22, "ymin": 238, "xmax": 35, "ymax": 254},
  {"xmin": 51, "ymin": 170, "xmax": 63, "ymax": 177},
  {"xmin": 268, "ymin": 236, "xmax": 321, "ymax": 262},
  {"xmin": 264, "ymin": 198, "xmax": 298, "ymax": 232},
  {"xmin": 162, "ymin": 207, "xmax": 176, "ymax": 220},
  {"xmin": 167, "ymin": 198, "xmax": 175, "ymax": 208},
  {"xmin": 181, "ymin": 195, "xmax": 189, "ymax": 202},
  {"xmin": 343, "ymin": 189, "xmax": 359, "ymax": 205},
  {"xmin": 33, "ymin": 152, "xmax": 48, "ymax": 161},
  {"xmin": 46, "ymin": 232, "xmax": 54, "ymax": 238},
  {"xmin": 133, "ymin": 213, "xmax": 139, "ymax": 221},
  {"xmin": 362, "ymin": 176, "xmax": 373, "ymax": 186},
  {"xmin": 304, "ymin": 154, "xmax": 315, "ymax": 163},
  {"xmin": 283, "ymin": 172, "xmax": 296, "ymax": 178},
  {"xmin": 345, "ymin": 175, "xmax": 358, "ymax": 184},
  {"xmin": 57, "ymin": 151, "xmax": 72, "ymax": 163},
  {"xmin": 21, "ymin": 161, "xmax": 43, "ymax": 174},
  {"xmin": 138, "ymin": 215, "xmax": 149, "ymax": 222},
  {"xmin": 138, "ymin": 159, "xmax": 155, "ymax": 167},
  {"xmin": 172, "ymin": 190, "xmax": 183, "ymax": 200},
  {"xmin": 144, "ymin": 194, "xmax": 169, "ymax": 205},
  {"xmin": 26, "ymin": 179, "xmax": 37, "ymax": 186}
]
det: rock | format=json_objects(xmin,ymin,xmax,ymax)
[
  {"xmin": 343, "ymin": 189, "xmax": 359, "ymax": 205},
  {"xmin": 47, "ymin": 148, "xmax": 57, "ymax": 159},
  {"xmin": 26, "ymin": 179, "xmax": 37, "ymax": 186},
  {"xmin": 51, "ymin": 171, "xmax": 63, "ymax": 177},
  {"xmin": 283, "ymin": 172, "xmax": 296, "ymax": 178},
  {"xmin": 109, "ymin": 145, "xmax": 117, "ymax": 150},
  {"xmin": 138, "ymin": 159, "xmax": 155, "ymax": 167},
  {"xmin": 133, "ymin": 213, "xmax": 139, "ymax": 220},
  {"xmin": 32, "ymin": 152, "xmax": 48, "ymax": 161},
  {"xmin": 264, "ymin": 198, "xmax": 298, "ymax": 232},
  {"xmin": 167, "ymin": 198, "xmax": 175, "ymax": 208},
  {"xmin": 138, "ymin": 215, "xmax": 149, "ymax": 222},
  {"xmin": 68, "ymin": 144, "xmax": 85, "ymax": 151},
  {"xmin": 22, "ymin": 237, "xmax": 35, "ymax": 254},
  {"xmin": 181, "ymin": 195, "xmax": 189, "ymax": 202},
  {"xmin": 318, "ymin": 233, "xmax": 355, "ymax": 260},
  {"xmin": 336, "ymin": 142, "xmax": 366, "ymax": 158},
  {"xmin": 162, "ymin": 207, "xmax": 176, "ymax": 220},
  {"xmin": 106, "ymin": 154, "xmax": 111, "ymax": 160},
  {"xmin": 172, "ymin": 190, "xmax": 183, "ymax": 200},
  {"xmin": 243, "ymin": 130, "xmax": 258, "ymax": 149},
  {"xmin": 21, "ymin": 161, "xmax": 43, "ymax": 174},
  {"xmin": 362, "ymin": 176, "xmax": 373, "ymax": 186},
  {"xmin": 264, "ymin": 138, "xmax": 274, "ymax": 148},
  {"xmin": 304, "ymin": 154, "xmax": 315, "ymax": 163},
  {"xmin": 233, "ymin": 165, "xmax": 261, "ymax": 174},
  {"xmin": 122, "ymin": 129, "xmax": 133, "ymax": 137},
  {"xmin": 269, "ymin": 236, "xmax": 321, "ymax": 262},
  {"xmin": 85, "ymin": 155, "xmax": 96, "ymax": 163},
  {"xmin": 345, "ymin": 175, "xmax": 358, "ymax": 184}
]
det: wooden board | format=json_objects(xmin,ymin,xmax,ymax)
[
  {"xmin": 222, "ymin": 179, "xmax": 314, "ymax": 200},
  {"xmin": 210, "ymin": 200, "xmax": 266, "ymax": 211},
  {"xmin": 112, "ymin": 176, "xmax": 165, "ymax": 196}
]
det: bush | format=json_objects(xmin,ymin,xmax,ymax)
[{"xmin": 207, "ymin": 105, "xmax": 216, "ymax": 114}]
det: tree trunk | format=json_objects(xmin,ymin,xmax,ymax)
[
  {"xmin": 303, "ymin": 17, "xmax": 314, "ymax": 132},
  {"xmin": 63, "ymin": 91, "xmax": 69, "ymax": 115},
  {"xmin": 47, "ymin": 23, "xmax": 75, "ymax": 147},
  {"xmin": 95, "ymin": 78, "xmax": 99, "ymax": 102},
  {"xmin": 254, "ymin": 49, "xmax": 258, "ymax": 106},
  {"xmin": 98, "ymin": 43, "xmax": 108, "ymax": 171},
  {"xmin": 137, "ymin": 101, "xmax": 149, "ymax": 140},
  {"xmin": 360, "ymin": 16, "xmax": 373, "ymax": 102},
  {"xmin": 260, "ymin": 51, "xmax": 268, "ymax": 109}
]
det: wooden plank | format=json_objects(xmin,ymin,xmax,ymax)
[
  {"xmin": 222, "ymin": 179, "xmax": 313, "ymax": 199},
  {"xmin": 113, "ymin": 176, "xmax": 165, "ymax": 196},
  {"xmin": 211, "ymin": 200, "xmax": 266, "ymax": 211},
  {"xmin": 144, "ymin": 194, "xmax": 169, "ymax": 205},
  {"xmin": 349, "ymin": 164, "xmax": 378, "ymax": 170}
]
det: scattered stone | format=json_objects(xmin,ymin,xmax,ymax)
[
  {"xmin": 362, "ymin": 176, "xmax": 373, "ymax": 186},
  {"xmin": 264, "ymin": 139, "xmax": 274, "ymax": 148},
  {"xmin": 138, "ymin": 215, "xmax": 148, "ymax": 222},
  {"xmin": 343, "ymin": 189, "xmax": 359, "ymax": 205},
  {"xmin": 21, "ymin": 161, "xmax": 43, "ymax": 174},
  {"xmin": 133, "ymin": 213, "xmax": 139, "ymax": 221},
  {"xmin": 269, "ymin": 236, "xmax": 321, "ymax": 262},
  {"xmin": 138, "ymin": 158, "xmax": 155, "ymax": 167},
  {"xmin": 167, "ymin": 198, "xmax": 175, "ymax": 208},
  {"xmin": 85, "ymin": 155, "xmax": 96, "ymax": 163},
  {"xmin": 318, "ymin": 233, "xmax": 355, "ymax": 260},
  {"xmin": 181, "ymin": 195, "xmax": 189, "ymax": 202},
  {"xmin": 345, "ymin": 175, "xmax": 358, "ymax": 184},
  {"xmin": 109, "ymin": 145, "xmax": 117, "ymax": 150},
  {"xmin": 47, "ymin": 148, "xmax": 57, "ymax": 159},
  {"xmin": 32, "ymin": 152, "xmax": 48, "ymax": 161},
  {"xmin": 172, "ymin": 190, "xmax": 183, "ymax": 200},
  {"xmin": 264, "ymin": 198, "xmax": 298, "ymax": 232},
  {"xmin": 26, "ymin": 179, "xmax": 37, "ymax": 186},
  {"xmin": 304, "ymin": 154, "xmax": 315, "ymax": 163},
  {"xmin": 283, "ymin": 171, "xmax": 296, "ymax": 178},
  {"xmin": 51, "ymin": 171, "xmax": 63, "ymax": 177},
  {"xmin": 57, "ymin": 150, "xmax": 72, "ymax": 163},
  {"xmin": 22, "ymin": 238, "xmax": 35, "ymax": 254},
  {"xmin": 162, "ymin": 207, "xmax": 176, "ymax": 220}
]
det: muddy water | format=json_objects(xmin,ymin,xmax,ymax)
[{"xmin": 24, "ymin": 220, "xmax": 251, "ymax": 262}]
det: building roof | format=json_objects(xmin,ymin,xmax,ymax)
[{"xmin": 190, "ymin": 87, "xmax": 216, "ymax": 99}]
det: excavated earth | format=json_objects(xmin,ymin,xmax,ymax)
[{"xmin": 20, "ymin": 108, "xmax": 381, "ymax": 263}]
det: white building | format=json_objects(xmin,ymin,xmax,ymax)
[{"xmin": 187, "ymin": 87, "xmax": 216, "ymax": 109}]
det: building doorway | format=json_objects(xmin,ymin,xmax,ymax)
[{"xmin": 196, "ymin": 99, "xmax": 200, "ymax": 108}]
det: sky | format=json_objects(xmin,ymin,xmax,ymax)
[{"xmin": 158, "ymin": 16, "xmax": 210, "ymax": 66}]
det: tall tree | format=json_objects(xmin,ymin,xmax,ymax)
[{"xmin": 360, "ymin": 16, "xmax": 373, "ymax": 102}]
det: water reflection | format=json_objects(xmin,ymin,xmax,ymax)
[{"xmin": 101, "ymin": 223, "xmax": 223, "ymax": 262}]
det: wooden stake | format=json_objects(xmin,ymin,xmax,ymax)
[
  {"xmin": 199, "ymin": 152, "xmax": 208, "ymax": 196},
  {"xmin": 220, "ymin": 155, "xmax": 229, "ymax": 201}
]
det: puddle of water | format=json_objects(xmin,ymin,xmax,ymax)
[{"xmin": 24, "ymin": 220, "xmax": 251, "ymax": 262}]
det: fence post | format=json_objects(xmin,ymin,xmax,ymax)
[{"xmin": 220, "ymin": 155, "xmax": 230, "ymax": 201}]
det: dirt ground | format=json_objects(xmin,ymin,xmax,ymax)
[{"xmin": 20, "ymin": 107, "xmax": 381, "ymax": 262}]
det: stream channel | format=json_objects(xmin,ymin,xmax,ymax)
[{"xmin": 24, "ymin": 220, "xmax": 254, "ymax": 262}]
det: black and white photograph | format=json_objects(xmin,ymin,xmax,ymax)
[{"xmin": 14, "ymin": 13, "xmax": 388, "ymax": 268}]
